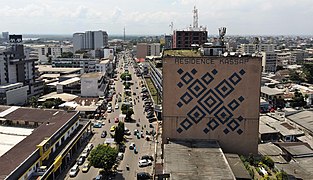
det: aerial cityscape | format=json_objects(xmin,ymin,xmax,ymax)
[{"xmin": 1, "ymin": 1, "xmax": 313, "ymax": 180}]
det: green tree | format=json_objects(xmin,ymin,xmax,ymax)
[
  {"xmin": 61, "ymin": 52, "xmax": 73, "ymax": 58},
  {"xmin": 276, "ymin": 170, "xmax": 288, "ymax": 180},
  {"xmin": 88, "ymin": 144, "xmax": 118, "ymax": 173},
  {"xmin": 261, "ymin": 156, "xmax": 274, "ymax": 168},
  {"xmin": 28, "ymin": 96, "xmax": 38, "ymax": 108},
  {"xmin": 120, "ymin": 72, "xmax": 132, "ymax": 81},
  {"xmin": 42, "ymin": 101, "xmax": 55, "ymax": 108},
  {"xmin": 289, "ymin": 70, "xmax": 303, "ymax": 82},
  {"xmin": 291, "ymin": 89, "xmax": 306, "ymax": 107},
  {"xmin": 302, "ymin": 63, "xmax": 313, "ymax": 83},
  {"xmin": 114, "ymin": 122, "xmax": 125, "ymax": 144}
]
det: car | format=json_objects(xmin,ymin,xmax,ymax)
[
  {"xmin": 69, "ymin": 164, "xmax": 79, "ymax": 177},
  {"xmin": 93, "ymin": 122, "xmax": 102, "ymax": 128},
  {"xmin": 114, "ymin": 117, "xmax": 119, "ymax": 123},
  {"xmin": 77, "ymin": 156, "xmax": 85, "ymax": 165},
  {"xmin": 134, "ymin": 129, "xmax": 139, "ymax": 135},
  {"xmin": 137, "ymin": 172, "xmax": 152, "ymax": 180},
  {"xmin": 110, "ymin": 125, "xmax": 116, "ymax": 132},
  {"xmin": 115, "ymin": 104, "xmax": 119, "ymax": 109},
  {"xmin": 149, "ymin": 123, "xmax": 154, "ymax": 128},
  {"xmin": 138, "ymin": 159, "xmax": 152, "ymax": 167},
  {"xmin": 101, "ymin": 131, "xmax": 107, "ymax": 138},
  {"xmin": 86, "ymin": 143, "xmax": 94, "ymax": 152},
  {"xmin": 107, "ymin": 107, "xmax": 112, "ymax": 113},
  {"xmin": 95, "ymin": 175, "xmax": 103, "ymax": 180},
  {"xmin": 117, "ymin": 152, "xmax": 124, "ymax": 160},
  {"xmin": 134, "ymin": 146, "xmax": 138, "ymax": 154},
  {"xmin": 141, "ymin": 155, "xmax": 154, "ymax": 161},
  {"xmin": 82, "ymin": 162, "xmax": 90, "ymax": 173},
  {"xmin": 129, "ymin": 143, "xmax": 135, "ymax": 150},
  {"xmin": 148, "ymin": 117, "xmax": 157, "ymax": 123},
  {"xmin": 81, "ymin": 151, "xmax": 88, "ymax": 159},
  {"xmin": 133, "ymin": 92, "xmax": 137, "ymax": 95},
  {"xmin": 146, "ymin": 114, "xmax": 155, "ymax": 119}
]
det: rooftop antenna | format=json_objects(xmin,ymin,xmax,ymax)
[
  {"xmin": 218, "ymin": 27, "xmax": 226, "ymax": 46},
  {"xmin": 169, "ymin": 22, "xmax": 174, "ymax": 33},
  {"xmin": 123, "ymin": 27, "xmax": 126, "ymax": 42},
  {"xmin": 193, "ymin": 6, "xmax": 198, "ymax": 28}
]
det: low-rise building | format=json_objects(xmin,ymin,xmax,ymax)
[
  {"xmin": 0, "ymin": 106, "xmax": 91, "ymax": 180},
  {"xmin": 0, "ymin": 83, "xmax": 28, "ymax": 105},
  {"xmin": 81, "ymin": 72, "xmax": 107, "ymax": 97}
]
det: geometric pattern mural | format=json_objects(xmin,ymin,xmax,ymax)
[{"xmin": 176, "ymin": 68, "xmax": 246, "ymax": 135}]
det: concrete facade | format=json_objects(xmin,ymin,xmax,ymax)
[{"xmin": 162, "ymin": 56, "xmax": 262, "ymax": 155}]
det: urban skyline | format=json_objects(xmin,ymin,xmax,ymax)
[{"xmin": 1, "ymin": 0, "xmax": 313, "ymax": 35}]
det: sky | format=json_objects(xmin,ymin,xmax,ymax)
[{"xmin": 1, "ymin": 0, "xmax": 313, "ymax": 35}]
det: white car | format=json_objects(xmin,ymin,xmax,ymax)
[
  {"xmin": 138, "ymin": 159, "xmax": 152, "ymax": 167},
  {"xmin": 107, "ymin": 107, "xmax": 112, "ymax": 113},
  {"xmin": 115, "ymin": 104, "xmax": 119, "ymax": 109},
  {"xmin": 69, "ymin": 164, "xmax": 79, "ymax": 177}
]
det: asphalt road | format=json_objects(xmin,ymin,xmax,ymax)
[{"xmin": 65, "ymin": 53, "xmax": 155, "ymax": 180}]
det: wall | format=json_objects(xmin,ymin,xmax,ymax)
[
  {"xmin": 81, "ymin": 77, "xmax": 98, "ymax": 97},
  {"xmin": 162, "ymin": 56, "xmax": 262, "ymax": 155},
  {"xmin": 6, "ymin": 85, "xmax": 28, "ymax": 105}
]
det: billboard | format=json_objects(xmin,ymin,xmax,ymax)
[{"xmin": 162, "ymin": 56, "xmax": 262, "ymax": 154}]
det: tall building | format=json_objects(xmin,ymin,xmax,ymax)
[
  {"xmin": 0, "ymin": 35, "xmax": 43, "ymax": 105},
  {"xmin": 73, "ymin": 30, "xmax": 108, "ymax": 52},
  {"xmin": 2, "ymin": 32, "xmax": 9, "ymax": 42},
  {"xmin": 240, "ymin": 44, "xmax": 276, "ymax": 54},
  {"xmin": 164, "ymin": 35, "xmax": 172, "ymax": 49},
  {"xmin": 73, "ymin": 33, "xmax": 85, "ymax": 52},
  {"xmin": 172, "ymin": 6, "xmax": 208, "ymax": 48},
  {"xmin": 261, "ymin": 52, "xmax": 277, "ymax": 72},
  {"xmin": 162, "ymin": 49, "xmax": 262, "ymax": 155}
]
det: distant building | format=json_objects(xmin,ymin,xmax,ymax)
[
  {"xmin": 261, "ymin": 52, "xmax": 277, "ymax": 72},
  {"xmin": 172, "ymin": 29, "xmax": 208, "ymax": 48},
  {"xmin": 1, "ymin": 32, "xmax": 9, "ymax": 42},
  {"xmin": 136, "ymin": 43, "xmax": 161, "ymax": 58},
  {"xmin": 164, "ymin": 35, "xmax": 172, "ymax": 49},
  {"xmin": 81, "ymin": 72, "xmax": 107, "ymax": 97},
  {"xmin": 240, "ymin": 44, "xmax": 276, "ymax": 54},
  {"xmin": 73, "ymin": 30, "xmax": 108, "ymax": 52}
]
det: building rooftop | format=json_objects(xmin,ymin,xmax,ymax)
[
  {"xmin": 57, "ymin": 77, "xmax": 80, "ymax": 86},
  {"xmin": 258, "ymin": 143, "xmax": 287, "ymax": 164},
  {"xmin": 0, "ymin": 106, "xmax": 79, "ymax": 178},
  {"xmin": 163, "ymin": 49, "xmax": 201, "ymax": 57},
  {"xmin": 38, "ymin": 92, "xmax": 78, "ymax": 102},
  {"xmin": 81, "ymin": 72, "xmax": 103, "ymax": 79},
  {"xmin": 164, "ymin": 140, "xmax": 235, "ymax": 180},
  {"xmin": 287, "ymin": 111, "xmax": 313, "ymax": 134},
  {"xmin": 261, "ymin": 86, "xmax": 284, "ymax": 96},
  {"xmin": 37, "ymin": 65, "xmax": 82, "ymax": 74},
  {"xmin": 259, "ymin": 120, "xmax": 279, "ymax": 134},
  {"xmin": 282, "ymin": 144, "xmax": 313, "ymax": 157},
  {"xmin": 224, "ymin": 154, "xmax": 251, "ymax": 180},
  {"xmin": 275, "ymin": 163, "xmax": 312, "ymax": 179}
]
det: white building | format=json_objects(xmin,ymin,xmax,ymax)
[
  {"xmin": 35, "ymin": 45, "xmax": 73, "ymax": 64},
  {"xmin": 103, "ymin": 48, "xmax": 114, "ymax": 59},
  {"xmin": 96, "ymin": 58, "xmax": 112, "ymax": 75},
  {"xmin": 261, "ymin": 52, "xmax": 277, "ymax": 73},
  {"xmin": 73, "ymin": 30, "xmax": 108, "ymax": 52},
  {"xmin": 0, "ymin": 83, "xmax": 28, "ymax": 105},
  {"xmin": 81, "ymin": 72, "xmax": 106, "ymax": 97},
  {"xmin": 240, "ymin": 44, "xmax": 276, "ymax": 54},
  {"xmin": 51, "ymin": 57, "xmax": 99, "ymax": 73}
]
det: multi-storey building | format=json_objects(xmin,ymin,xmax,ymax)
[
  {"xmin": 240, "ymin": 44, "xmax": 276, "ymax": 54},
  {"xmin": 172, "ymin": 29, "xmax": 208, "ymax": 48},
  {"xmin": 0, "ymin": 42, "xmax": 43, "ymax": 104},
  {"xmin": 73, "ymin": 30, "xmax": 108, "ymax": 52},
  {"xmin": 136, "ymin": 43, "xmax": 161, "ymax": 58},
  {"xmin": 0, "ymin": 106, "xmax": 91, "ymax": 180},
  {"xmin": 52, "ymin": 56, "xmax": 98, "ymax": 73},
  {"xmin": 162, "ymin": 48, "xmax": 262, "ymax": 155},
  {"xmin": 261, "ymin": 52, "xmax": 277, "ymax": 73},
  {"xmin": 80, "ymin": 72, "xmax": 107, "ymax": 97}
]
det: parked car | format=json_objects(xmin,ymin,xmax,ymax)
[
  {"xmin": 101, "ymin": 131, "xmax": 107, "ymax": 138},
  {"xmin": 114, "ymin": 117, "xmax": 119, "ymax": 123},
  {"xmin": 107, "ymin": 107, "xmax": 112, "ymax": 113},
  {"xmin": 110, "ymin": 125, "xmax": 116, "ymax": 132},
  {"xmin": 117, "ymin": 152, "xmax": 124, "ymax": 160},
  {"xmin": 129, "ymin": 143, "xmax": 135, "ymax": 150},
  {"xmin": 137, "ymin": 172, "xmax": 152, "ymax": 180},
  {"xmin": 95, "ymin": 174, "xmax": 103, "ymax": 180},
  {"xmin": 138, "ymin": 159, "xmax": 152, "ymax": 167},
  {"xmin": 115, "ymin": 103, "xmax": 119, "ymax": 109},
  {"xmin": 141, "ymin": 155, "xmax": 154, "ymax": 161},
  {"xmin": 82, "ymin": 162, "xmax": 90, "ymax": 173},
  {"xmin": 69, "ymin": 164, "xmax": 79, "ymax": 177},
  {"xmin": 93, "ymin": 122, "xmax": 102, "ymax": 128},
  {"xmin": 77, "ymin": 156, "xmax": 85, "ymax": 165}
]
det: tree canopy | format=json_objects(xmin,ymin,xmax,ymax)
[
  {"xmin": 114, "ymin": 121, "xmax": 125, "ymax": 144},
  {"xmin": 88, "ymin": 144, "xmax": 118, "ymax": 172}
]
